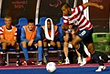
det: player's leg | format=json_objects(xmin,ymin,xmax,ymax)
[
  {"xmin": 63, "ymin": 34, "xmax": 70, "ymax": 64},
  {"xmin": 83, "ymin": 29, "xmax": 106, "ymax": 72},
  {"xmin": 21, "ymin": 41, "xmax": 29, "ymax": 61},
  {"xmin": 87, "ymin": 43, "xmax": 106, "ymax": 72},
  {"xmin": 75, "ymin": 50, "xmax": 82, "ymax": 64},
  {"xmin": 43, "ymin": 41, "xmax": 49, "ymax": 63},
  {"xmin": 72, "ymin": 30, "xmax": 91, "ymax": 66},
  {"xmin": 1, "ymin": 42, "xmax": 7, "ymax": 65},
  {"xmin": 37, "ymin": 40, "xmax": 43, "ymax": 65},
  {"xmin": 72, "ymin": 35, "xmax": 82, "ymax": 50},
  {"xmin": 13, "ymin": 42, "xmax": 21, "ymax": 66},
  {"xmin": 56, "ymin": 41, "xmax": 63, "ymax": 64}
]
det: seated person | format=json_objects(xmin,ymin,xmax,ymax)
[
  {"xmin": 0, "ymin": 16, "xmax": 20, "ymax": 66},
  {"xmin": 62, "ymin": 24, "xmax": 91, "ymax": 65},
  {"xmin": 41, "ymin": 18, "xmax": 63, "ymax": 64},
  {"xmin": 21, "ymin": 19, "xmax": 43, "ymax": 66}
]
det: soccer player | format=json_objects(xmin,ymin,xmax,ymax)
[
  {"xmin": 21, "ymin": 19, "xmax": 43, "ymax": 66},
  {"xmin": 41, "ymin": 18, "xmax": 63, "ymax": 64},
  {"xmin": 0, "ymin": 16, "xmax": 20, "ymax": 66},
  {"xmin": 61, "ymin": 2, "xmax": 106, "ymax": 72},
  {"xmin": 63, "ymin": 24, "xmax": 90, "ymax": 65}
]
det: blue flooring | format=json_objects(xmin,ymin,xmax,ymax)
[{"xmin": 0, "ymin": 66, "xmax": 110, "ymax": 74}]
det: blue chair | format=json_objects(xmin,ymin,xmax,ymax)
[
  {"xmin": 16, "ymin": 18, "xmax": 28, "ymax": 43},
  {"xmin": 16, "ymin": 18, "xmax": 28, "ymax": 27},
  {"xmin": 56, "ymin": 17, "xmax": 64, "ymax": 26},
  {"xmin": 0, "ymin": 18, "xmax": 5, "ymax": 26},
  {"xmin": 56, "ymin": 17, "xmax": 64, "ymax": 45},
  {"xmin": 37, "ymin": 17, "xmax": 47, "ymax": 26}
]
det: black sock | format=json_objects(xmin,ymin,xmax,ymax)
[
  {"xmin": 77, "ymin": 42, "xmax": 88, "ymax": 57},
  {"xmin": 44, "ymin": 48, "xmax": 49, "ymax": 62},
  {"xmin": 92, "ymin": 52, "xmax": 104, "ymax": 66},
  {"xmin": 3, "ymin": 54, "xmax": 6, "ymax": 62},
  {"xmin": 16, "ymin": 50, "xmax": 20, "ymax": 62},
  {"xmin": 2, "ymin": 50, "xmax": 6, "ymax": 62},
  {"xmin": 16, "ymin": 54, "xmax": 20, "ymax": 62}
]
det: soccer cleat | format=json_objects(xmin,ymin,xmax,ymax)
[
  {"xmin": 16, "ymin": 61, "xmax": 22, "ymax": 66},
  {"xmin": 85, "ymin": 57, "xmax": 91, "ymax": 62},
  {"xmin": 58, "ymin": 60, "xmax": 64, "ymax": 65},
  {"xmin": 22, "ymin": 61, "xmax": 35, "ymax": 66},
  {"xmin": 37, "ymin": 61, "xmax": 42, "ymax": 65},
  {"xmin": 95, "ymin": 66, "xmax": 106, "ymax": 72},
  {"xmin": 22, "ymin": 61, "xmax": 27, "ymax": 66},
  {"xmin": 80, "ymin": 57, "xmax": 91, "ymax": 66},
  {"xmin": 65, "ymin": 58, "xmax": 70, "ymax": 64},
  {"xmin": 1, "ymin": 61, "xmax": 7, "ymax": 66},
  {"xmin": 80, "ymin": 58, "xmax": 86, "ymax": 66},
  {"xmin": 77, "ymin": 57, "xmax": 82, "ymax": 64}
]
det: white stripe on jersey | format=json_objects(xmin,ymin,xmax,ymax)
[
  {"xmin": 79, "ymin": 5, "xmax": 83, "ymax": 12},
  {"xmin": 63, "ymin": 16, "xmax": 68, "ymax": 19},
  {"xmin": 64, "ymin": 20, "xmax": 68, "ymax": 23},
  {"xmin": 0, "ymin": 27, "xmax": 2, "ymax": 29},
  {"xmin": 79, "ymin": 23, "xmax": 92, "ymax": 30},
  {"xmin": 14, "ymin": 33, "xmax": 17, "ymax": 35},
  {"xmin": 79, "ymin": 19, "xmax": 88, "ymax": 27},
  {"xmin": 0, "ymin": 27, "xmax": 3, "ymax": 31},
  {"xmin": 78, "ymin": 15, "xmax": 85, "ymax": 25},
  {"xmin": 70, "ymin": 8, "xmax": 78, "ymax": 19},
  {"xmin": 63, "ymin": 4, "xmax": 93, "ymax": 30},
  {"xmin": 0, "ymin": 31, "xmax": 3, "ymax": 34}
]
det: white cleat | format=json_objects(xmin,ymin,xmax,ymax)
[
  {"xmin": 77, "ymin": 57, "xmax": 82, "ymax": 64},
  {"xmin": 95, "ymin": 66, "xmax": 106, "ymax": 72},
  {"xmin": 80, "ymin": 58, "xmax": 86, "ymax": 66},
  {"xmin": 65, "ymin": 58, "xmax": 70, "ymax": 64},
  {"xmin": 79, "ymin": 57, "xmax": 91, "ymax": 66}
]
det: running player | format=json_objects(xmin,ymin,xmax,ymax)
[
  {"xmin": 63, "ymin": 24, "xmax": 91, "ymax": 65},
  {"xmin": 61, "ymin": 2, "xmax": 106, "ymax": 72}
]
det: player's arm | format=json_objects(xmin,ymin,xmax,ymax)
[
  {"xmin": 83, "ymin": 2, "xmax": 104, "ymax": 10},
  {"xmin": 61, "ymin": 25, "xmax": 69, "ymax": 30},
  {"xmin": 0, "ymin": 35, "xmax": 10, "ymax": 43}
]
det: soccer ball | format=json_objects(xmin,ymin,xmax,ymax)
[{"xmin": 46, "ymin": 62, "xmax": 56, "ymax": 73}]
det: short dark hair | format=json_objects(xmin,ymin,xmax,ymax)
[
  {"xmin": 47, "ymin": 19, "xmax": 51, "ymax": 22},
  {"xmin": 61, "ymin": 3, "xmax": 70, "ymax": 9},
  {"xmin": 28, "ymin": 19, "xmax": 35, "ymax": 23}
]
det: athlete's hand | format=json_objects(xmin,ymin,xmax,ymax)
[
  {"xmin": 99, "ymin": 5, "xmax": 104, "ymax": 10},
  {"xmin": 61, "ymin": 25, "xmax": 69, "ymax": 30},
  {"xmin": 50, "ymin": 41, "xmax": 56, "ymax": 47},
  {"xmin": 65, "ymin": 31, "xmax": 69, "ymax": 34},
  {"xmin": 10, "ymin": 41, "xmax": 16, "ymax": 46},
  {"xmin": 28, "ymin": 39, "xmax": 34, "ymax": 46}
]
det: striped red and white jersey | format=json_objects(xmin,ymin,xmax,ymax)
[
  {"xmin": 0, "ymin": 27, "xmax": 3, "ymax": 35},
  {"xmin": 63, "ymin": 4, "xmax": 93, "ymax": 31}
]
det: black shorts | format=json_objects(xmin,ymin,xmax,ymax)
[
  {"xmin": 76, "ymin": 28, "xmax": 93, "ymax": 45},
  {"xmin": 43, "ymin": 34, "xmax": 60, "ymax": 43}
]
